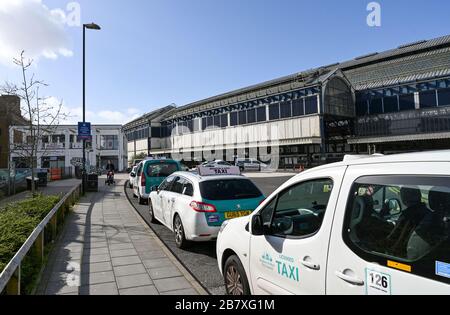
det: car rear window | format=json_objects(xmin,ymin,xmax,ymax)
[
  {"xmin": 200, "ymin": 179, "xmax": 262, "ymax": 200},
  {"xmin": 146, "ymin": 162, "xmax": 178, "ymax": 178}
]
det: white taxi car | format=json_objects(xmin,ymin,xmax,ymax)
[
  {"xmin": 217, "ymin": 151, "xmax": 450, "ymax": 295},
  {"xmin": 148, "ymin": 166, "xmax": 265, "ymax": 249},
  {"xmin": 128, "ymin": 166, "xmax": 137, "ymax": 189}
]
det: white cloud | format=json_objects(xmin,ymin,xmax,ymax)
[
  {"xmin": 42, "ymin": 97, "xmax": 142, "ymax": 125},
  {"xmin": 0, "ymin": 0, "xmax": 73, "ymax": 66}
]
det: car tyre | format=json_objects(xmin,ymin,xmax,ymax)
[
  {"xmin": 138, "ymin": 194, "xmax": 146, "ymax": 205},
  {"xmin": 174, "ymin": 215, "xmax": 189, "ymax": 249},
  {"xmin": 224, "ymin": 255, "xmax": 251, "ymax": 296},
  {"xmin": 148, "ymin": 200, "xmax": 157, "ymax": 223}
]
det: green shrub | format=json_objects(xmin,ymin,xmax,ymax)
[{"xmin": 0, "ymin": 195, "xmax": 60, "ymax": 274}]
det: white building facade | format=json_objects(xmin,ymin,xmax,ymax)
[{"xmin": 9, "ymin": 125, "xmax": 127, "ymax": 173}]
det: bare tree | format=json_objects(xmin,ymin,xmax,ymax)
[{"xmin": 1, "ymin": 51, "xmax": 67, "ymax": 196}]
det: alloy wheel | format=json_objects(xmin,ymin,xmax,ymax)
[
  {"xmin": 174, "ymin": 218, "xmax": 183, "ymax": 245},
  {"xmin": 226, "ymin": 265, "xmax": 244, "ymax": 295}
]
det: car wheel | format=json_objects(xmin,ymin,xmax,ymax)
[
  {"xmin": 138, "ymin": 194, "xmax": 145, "ymax": 205},
  {"xmin": 224, "ymin": 255, "xmax": 251, "ymax": 296},
  {"xmin": 148, "ymin": 200, "xmax": 157, "ymax": 223},
  {"xmin": 174, "ymin": 215, "xmax": 189, "ymax": 249}
]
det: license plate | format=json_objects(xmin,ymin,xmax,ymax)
[{"xmin": 225, "ymin": 211, "xmax": 253, "ymax": 219}]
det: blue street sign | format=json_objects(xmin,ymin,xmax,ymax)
[{"xmin": 78, "ymin": 122, "xmax": 91, "ymax": 140}]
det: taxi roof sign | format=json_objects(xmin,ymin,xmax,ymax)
[{"xmin": 198, "ymin": 165, "xmax": 241, "ymax": 177}]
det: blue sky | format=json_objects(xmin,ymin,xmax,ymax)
[{"xmin": 1, "ymin": 0, "xmax": 450, "ymax": 124}]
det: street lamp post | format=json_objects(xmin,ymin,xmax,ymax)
[{"xmin": 82, "ymin": 23, "xmax": 101, "ymax": 194}]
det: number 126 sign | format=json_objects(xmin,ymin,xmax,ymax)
[{"xmin": 366, "ymin": 269, "xmax": 391, "ymax": 295}]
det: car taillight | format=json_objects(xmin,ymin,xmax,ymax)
[
  {"xmin": 141, "ymin": 175, "xmax": 146, "ymax": 186},
  {"xmin": 190, "ymin": 201, "xmax": 217, "ymax": 213}
]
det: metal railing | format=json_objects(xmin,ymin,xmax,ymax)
[{"xmin": 0, "ymin": 183, "xmax": 82, "ymax": 295}]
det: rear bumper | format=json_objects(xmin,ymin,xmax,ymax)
[{"xmin": 184, "ymin": 212, "xmax": 221, "ymax": 242}]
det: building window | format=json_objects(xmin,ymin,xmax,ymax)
[
  {"xmin": 207, "ymin": 116, "xmax": 214, "ymax": 128},
  {"xmin": 383, "ymin": 96, "xmax": 399, "ymax": 113},
  {"xmin": 438, "ymin": 88, "xmax": 450, "ymax": 107},
  {"xmin": 356, "ymin": 98, "xmax": 368, "ymax": 116},
  {"xmin": 399, "ymin": 94, "xmax": 415, "ymax": 111},
  {"xmin": 257, "ymin": 106, "xmax": 267, "ymax": 122},
  {"xmin": 101, "ymin": 135, "xmax": 119, "ymax": 150},
  {"xmin": 305, "ymin": 96, "xmax": 318, "ymax": 115},
  {"xmin": 214, "ymin": 116, "xmax": 221, "ymax": 128},
  {"xmin": 220, "ymin": 114, "xmax": 228, "ymax": 128},
  {"xmin": 151, "ymin": 127, "xmax": 161, "ymax": 138},
  {"xmin": 187, "ymin": 120, "xmax": 194, "ymax": 133},
  {"xmin": 247, "ymin": 109, "xmax": 256, "ymax": 124},
  {"xmin": 369, "ymin": 98, "xmax": 383, "ymax": 115},
  {"xmin": 280, "ymin": 101, "xmax": 292, "ymax": 119},
  {"xmin": 239, "ymin": 110, "xmax": 247, "ymax": 125},
  {"xmin": 292, "ymin": 99, "xmax": 305, "ymax": 117},
  {"xmin": 230, "ymin": 112, "xmax": 238, "ymax": 126},
  {"xmin": 269, "ymin": 103, "xmax": 280, "ymax": 120},
  {"xmin": 193, "ymin": 119, "xmax": 200, "ymax": 132},
  {"xmin": 419, "ymin": 90, "xmax": 437, "ymax": 108},
  {"xmin": 324, "ymin": 77, "xmax": 354, "ymax": 117},
  {"xmin": 202, "ymin": 117, "xmax": 207, "ymax": 130}
]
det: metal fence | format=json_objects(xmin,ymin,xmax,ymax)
[{"xmin": 0, "ymin": 183, "xmax": 82, "ymax": 295}]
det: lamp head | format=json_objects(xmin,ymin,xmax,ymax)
[{"xmin": 84, "ymin": 23, "xmax": 101, "ymax": 30}]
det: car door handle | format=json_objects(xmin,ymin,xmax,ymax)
[
  {"xmin": 301, "ymin": 258, "xmax": 320, "ymax": 271},
  {"xmin": 335, "ymin": 270, "xmax": 365, "ymax": 286}
]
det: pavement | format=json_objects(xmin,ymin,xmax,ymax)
[
  {"xmin": 37, "ymin": 174, "xmax": 207, "ymax": 295},
  {"xmin": 0, "ymin": 178, "xmax": 81, "ymax": 208}
]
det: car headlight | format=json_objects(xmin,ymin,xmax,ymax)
[{"xmin": 219, "ymin": 220, "xmax": 230, "ymax": 234}]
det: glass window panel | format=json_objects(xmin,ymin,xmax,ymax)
[
  {"xmin": 257, "ymin": 106, "xmax": 267, "ymax": 122},
  {"xmin": 305, "ymin": 96, "xmax": 318, "ymax": 115},
  {"xmin": 239, "ymin": 110, "xmax": 247, "ymax": 125},
  {"xmin": 280, "ymin": 101, "xmax": 292, "ymax": 118},
  {"xmin": 220, "ymin": 114, "xmax": 228, "ymax": 128},
  {"xmin": 384, "ymin": 96, "xmax": 399, "ymax": 113},
  {"xmin": 419, "ymin": 90, "xmax": 437, "ymax": 108},
  {"xmin": 292, "ymin": 99, "xmax": 304, "ymax": 117},
  {"xmin": 399, "ymin": 94, "xmax": 415, "ymax": 111},
  {"xmin": 369, "ymin": 98, "xmax": 383, "ymax": 114},
  {"xmin": 247, "ymin": 109, "xmax": 256, "ymax": 124},
  {"xmin": 230, "ymin": 112, "xmax": 238, "ymax": 126},
  {"xmin": 438, "ymin": 88, "xmax": 450, "ymax": 107},
  {"xmin": 269, "ymin": 104, "xmax": 280, "ymax": 120}
]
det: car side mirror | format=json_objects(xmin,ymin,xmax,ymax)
[
  {"xmin": 130, "ymin": 173, "xmax": 136, "ymax": 177},
  {"xmin": 386, "ymin": 198, "xmax": 402, "ymax": 215},
  {"xmin": 251, "ymin": 214, "xmax": 264, "ymax": 236}
]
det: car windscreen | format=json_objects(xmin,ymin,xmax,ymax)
[
  {"xmin": 200, "ymin": 178, "xmax": 262, "ymax": 200},
  {"xmin": 146, "ymin": 162, "xmax": 178, "ymax": 178}
]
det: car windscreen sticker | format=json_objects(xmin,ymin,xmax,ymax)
[
  {"xmin": 366, "ymin": 268, "xmax": 392, "ymax": 295},
  {"xmin": 436, "ymin": 261, "xmax": 450, "ymax": 279}
]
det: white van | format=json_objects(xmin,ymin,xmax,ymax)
[{"xmin": 216, "ymin": 151, "xmax": 450, "ymax": 295}]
